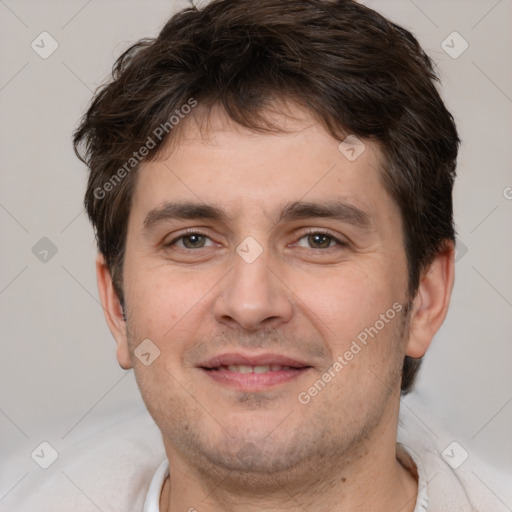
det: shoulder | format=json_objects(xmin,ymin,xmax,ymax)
[
  {"xmin": 398, "ymin": 397, "xmax": 508, "ymax": 512},
  {"xmin": 3, "ymin": 411, "xmax": 166, "ymax": 512}
]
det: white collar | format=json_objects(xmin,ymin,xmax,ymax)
[{"xmin": 142, "ymin": 458, "xmax": 169, "ymax": 512}]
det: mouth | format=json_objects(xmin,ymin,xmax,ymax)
[
  {"xmin": 198, "ymin": 353, "xmax": 313, "ymax": 391},
  {"xmin": 207, "ymin": 364, "xmax": 302, "ymax": 373}
]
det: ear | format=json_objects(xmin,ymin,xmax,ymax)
[
  {"xmin": 96, "ymin": 253, "xmax": 132, "ymax": 369},
  {"xmin": 406, "ymin": 240, "xmax": 455, "ymax": 358}
]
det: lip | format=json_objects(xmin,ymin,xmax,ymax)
[
  {"xmin": 198, "ymin": 352, "xmax": 312, "ymax": 391},
  {"xmin": 199, "ymin": 352, "xmax": 310, "ymax": 369},
  {"xmin": 201, "ymin": 367, "xmax": 311, "ymax": 391}
]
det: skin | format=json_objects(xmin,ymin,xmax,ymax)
[{"xmin": 97, "ymin": 103, "xmax": 455, "ymax": 512}]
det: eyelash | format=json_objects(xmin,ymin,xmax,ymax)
[{"xmin": 165, "ymin": 228, "xmax": 348, "ymax": 250}]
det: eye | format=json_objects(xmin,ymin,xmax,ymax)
[
  {"xmin": 166, "ymin": 231, "xmax": 215, "ymax": 249},
  {"xmin": 295, "ymin": 231, "xmax": 347, "ymax": 250},
  {"xmin": 164, "ymin": 229, "xmax": 347, "ymax": 252}
]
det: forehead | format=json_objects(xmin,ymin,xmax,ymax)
[{"xmin": 130, "ymin": 103, "xmax": 397, "ymax": 228}]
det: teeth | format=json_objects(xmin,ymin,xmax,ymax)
[
  {"xmin": 224, "ymin": 364, "xmax": 287, "ymax": 373},
  {"xmin": 253, "ymin": 365, "xmax": 270, "ymax": 373},
  {"xmin": 232, "ymin": 365, "xmax": 253, "ymax": 373}
]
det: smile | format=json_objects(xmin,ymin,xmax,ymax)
[
  {"xmin": 211, "ymin": 364, "xmax": 295, "ymax": 373},
  {"xmin": 201, "ymin": 364, "xmax": 311, "ymax": 391}
]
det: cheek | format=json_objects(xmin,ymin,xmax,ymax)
[
  {"xmin": 293, "ymin": 263, "xmax": 398, "ymax": 343},
  {"xmin": 297, "ymin": 265, "xmax": 406, "ymax": 401},
  {"xmin": 124, "ymin": 261, "xmax": 212, "ymax": 335},
  {"xmin": 132, "ymin": 356, "xmax": 205, "ymax": 443}
]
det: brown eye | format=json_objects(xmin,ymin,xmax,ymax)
[
  {"xmin": 181, "ymin": 234, "xmax": 207, "ymax": 248},
  {"xmin": 307, "ymin": 233, "xmax": 333, "ymax": 249},
  {"xmin": 295, "ymin": 231, "xmax": 346, "ymax": 250},
  {"xmin": 166, "ymin": 232, "xmax": 214, "ymax": 249}
]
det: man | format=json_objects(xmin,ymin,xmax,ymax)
[{"xmin": 70, "ymin": 0, "xmax": 472, "ymax": 510}]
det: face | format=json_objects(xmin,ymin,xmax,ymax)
[{"xmin": 116, "ymin": 104, "xmax": 414, "ymax": 478}]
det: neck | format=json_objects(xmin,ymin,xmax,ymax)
[{"xmin": 159, "ymin": 416, "xmax": 418, "ymax": 512}]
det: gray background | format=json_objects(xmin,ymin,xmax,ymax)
[{"xmin": 1, "ymin": 0, "xmax": 511, "ymax": 508}]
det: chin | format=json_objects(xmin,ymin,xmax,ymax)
[{"xmin": 204, "ymin": 439, "xmax": 303, "ymax": 474}]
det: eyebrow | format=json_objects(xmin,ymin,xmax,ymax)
[{"xmin": 142, "ymin": 199, "xmax": 372, "ymax": 233}]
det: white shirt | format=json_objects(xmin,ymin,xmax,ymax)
[
  {"xmin": 4, "ymin": 403, "xmax": 503, "ymax": 511},
  {"xmin": 142, "ymin": 459, "xmax": 169, "ymax": 512}
]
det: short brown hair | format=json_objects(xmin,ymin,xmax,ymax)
[{"xmin": 73, "ymin": 0, "xmax": 460, "ymax": 394}]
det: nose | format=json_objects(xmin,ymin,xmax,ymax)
[{"xmin": 213, "ymin": 246, "xmax": 293, "ymax": 331}]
